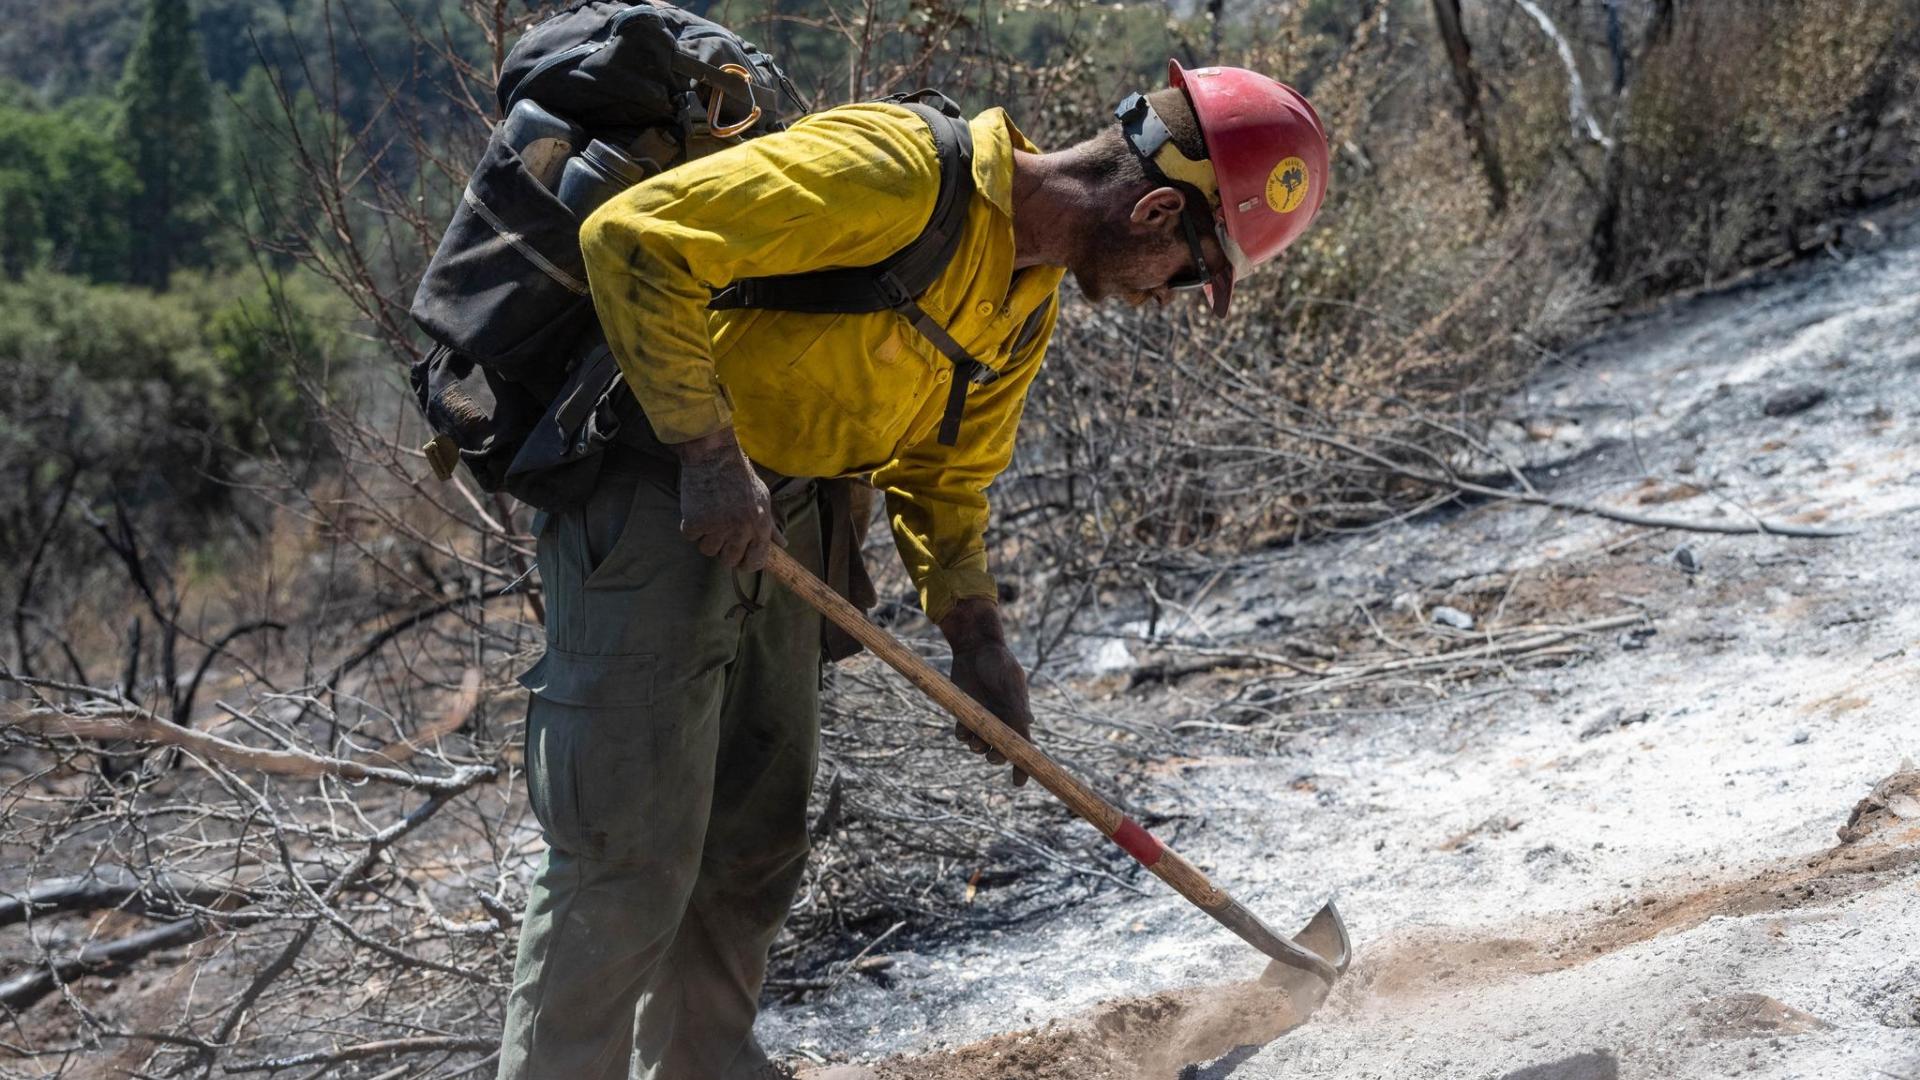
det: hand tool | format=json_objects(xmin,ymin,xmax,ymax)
[{"xmin": 764, "ymin": 546, "xmax": 1351, "ymax": 992}]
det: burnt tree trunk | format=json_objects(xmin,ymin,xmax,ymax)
[
  {"xmin": 1592, "ymin": 0, "xmax": 1681, "ymax": 282},
  {"xmin": 1430, "ymin": 0, "xmax": 1509, "ymax": 216}
]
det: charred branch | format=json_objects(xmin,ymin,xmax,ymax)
[{"xmin": 0, "ymin": 917, "xmax": 205, "ymax": 1012}]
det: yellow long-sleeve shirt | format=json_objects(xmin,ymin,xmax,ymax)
[{"xmin": 579, "ymin": 103, "xmax": 1064, "ymax": 621}]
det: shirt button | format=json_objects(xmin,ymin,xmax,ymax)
[
  {"xmin": 974, "ymin": 301, "xmax": 995, "ymax": 318},
  {"xmin": 935, "ymin": 368, "xmax": 951, "ymax": 383}
]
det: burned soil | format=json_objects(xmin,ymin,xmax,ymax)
[{"xmin": 765, "ymin": 209, "xmax": 1920, "ymax": 1079}]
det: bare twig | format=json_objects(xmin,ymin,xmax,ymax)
[
  {"xmin": 2, "ymin": 670, "xmax": 494, "ymax": 793},
  {"xmin": 223, "ymin": 1035, "xmax": 497, "ymax": 1074}
]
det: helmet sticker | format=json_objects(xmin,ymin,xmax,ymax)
[{"xmin": 1265, "ymin": 156, "xmax": 1310, "ymax": 214}]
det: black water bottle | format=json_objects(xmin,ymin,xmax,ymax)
[
  {"xmin": 556, "ymin": 140, "xmax": 653, "ymax": 219},
  {"xmin": 500, "ymin": 99, "xmax": 581, "ymax": 194}
]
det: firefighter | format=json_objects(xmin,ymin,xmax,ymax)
[{"xmin": 497, "ymin": 60, "xmax": 1329, "ymax": 1080}]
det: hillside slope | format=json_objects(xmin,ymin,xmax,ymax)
[{"xmin": 761, "ymin": 207, "xmax": 1920, "ymax": 1079}]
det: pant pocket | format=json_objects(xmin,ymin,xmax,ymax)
[
  {"xmin": 518, "ymin": 649, "xmax": 657, "ymax": 862},
  {"xmin": 584, "ymin": 471, "xmax": 677, "ymax": 592}
]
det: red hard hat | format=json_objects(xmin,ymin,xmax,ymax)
[{"xmin": 1162, "ymin": 60, "xmax": 1330, "ymax": 315}]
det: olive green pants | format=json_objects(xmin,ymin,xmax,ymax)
[{"xmin": 497, "ymin": 464, "xmax": 823, "ymax": 1080}]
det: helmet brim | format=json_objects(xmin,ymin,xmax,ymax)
[
  {"xmin": 1203, "ymin": 268, "xmax": 1234, "ymax": 317},
  {"xmin": 1203, "ymin": 217, "xmax": 1256, "ymax": 317}
]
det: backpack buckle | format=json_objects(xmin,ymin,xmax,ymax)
[
  {"xmin": 422, "ymin": 434, "xmax": 461, "ymax": 481},
  {"xmin": 874, "ymin": 272, "xmax": 912, "ymax": 309}
]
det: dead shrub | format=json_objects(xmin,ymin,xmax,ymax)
[{"xmin": 1606, "ymin": 0, "xmax": 1920, "ymax": 288}]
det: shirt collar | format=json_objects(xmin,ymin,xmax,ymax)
[{"xmin": 969, "ymin": 108, "xmax": 1036, "ymax": 220}]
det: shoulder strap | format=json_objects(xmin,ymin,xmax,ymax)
[
  {"xmin": 709, "ymin": 94, "xmax": 975, "ymax": 314},
  {"xmin": 1010, "ymin": 295, "xmax": 1054, "ymax": 358},
  {"xmin": 711, "ymin": 92, "xmax": 1000, "ymax": 447}
]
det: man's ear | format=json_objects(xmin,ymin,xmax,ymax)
[{"xmin": 1129, "ymin": 185, "xmax": 1186, "ymax": 230}]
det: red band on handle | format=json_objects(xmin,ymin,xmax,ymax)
[{"xmin": 1112, "ymin": 817, "xmax": 1164, "ymax": 868}]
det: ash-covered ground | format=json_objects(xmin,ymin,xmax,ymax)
[{"xmin": 758, "ymin": 206, "xmax": 1920, "ymax": 1079}]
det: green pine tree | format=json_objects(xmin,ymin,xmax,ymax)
[
  {"xmin": 0, "ymin": 170, "xmax": 40, "ymax": 281},
  {"xmin": 49, "ymin": 97, "xmax": 140, "ymax": 283},
  {"xmin": 119, "ymin": 0, "xmax": 220, "ymax": 290}
]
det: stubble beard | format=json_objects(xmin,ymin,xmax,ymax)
[{"xmin": 1073, "ymin": 215, "xmax": 1153, "ymax": 306}]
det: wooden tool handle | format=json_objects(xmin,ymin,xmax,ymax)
[{"xmin": 764, "ymin": 546, "xmax": 1341, "ymax": 983}]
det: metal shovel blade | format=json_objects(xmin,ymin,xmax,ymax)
[{"xmin": 1256, "ymin": 899, "xmax": 1351, "ymax": 1023}]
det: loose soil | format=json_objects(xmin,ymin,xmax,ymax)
[
  {"xmin": 839, "ymin": 803, "xmax": 1918, "ymax": 1080},
  {"xmin": 867, "ymin": 980, "xmax": 1300, "ymax": 1080}
]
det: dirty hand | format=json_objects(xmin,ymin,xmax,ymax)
[
  {"xmin": 940, "ymin": 598, "xmax": 1033, "ymax": 787},
  {"xmin": 672, "ymin": 426, "xmax": 784, "ymax": 571}
]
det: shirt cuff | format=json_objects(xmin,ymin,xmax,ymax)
[
  {"xmin": 919, "ymin": 567, "xmax": 998, "ymax": 624},
  {"xmin": 638, "ymin": 391, "xmax": 734, "ymax": 446}
]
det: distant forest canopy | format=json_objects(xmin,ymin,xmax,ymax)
[
  {"xmin": 1, "ymin": 0, "xmax": 481, "ymax": 115},
  {"xmin": 0, "ymin": 0, "xmax": 1366, "ymax": 289},
  {"xmin": 0, "ymin": 0, "xmax": 480, "ymax": 288},
  {"xmin": 1, "ymin": 0, "xmax": 1913, "ymax": 537},
  {"xmin": 0, "ymin": 0, "xmax": 1348, "ymax": 116}
]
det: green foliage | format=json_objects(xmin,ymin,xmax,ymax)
[
  {"xmin": 0, "ymin": 271, "xmax": 200, "ymax": 382},
  {"xmin": 0, "ymin": 269, "xmax": 335, "ymax": 521},
  {"xmin": 0, "ymin": 271, "xmax": 211, "ymax": 524},
  {"xmin": 0, "ymin": 89, "xmax": 139, "ymax": 282},
  {"xmin": 119, "ymin": 0, "xmax": 222, "ymax": 288},
  {"xmin": 0, "ymin": 171, "xmax": 36, "ymax": 281},
  {"xmin": 203, "ymin": 277, "xmax": 326, "ymax": 454}
]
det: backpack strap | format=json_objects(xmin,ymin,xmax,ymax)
[
  {"xmin": 710, "ymin": 92, "xmax": 994, "ymax": 447},
  {"xmin": 1010, "ymin": 295, "xmax": 1054, "ymax": 358}
]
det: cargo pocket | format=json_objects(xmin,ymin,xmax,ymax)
[{"xmin": 518, "ymin": 649, "xmax": 657, "ymax": 862}]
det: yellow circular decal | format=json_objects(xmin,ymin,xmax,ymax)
[{"xmin": 1265, "ymin": 156, "xmax": 1310, "ymax": 213}]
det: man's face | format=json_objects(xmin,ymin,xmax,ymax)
[{"xmin": 1070, "ymin": 186, "xmax": 1227, "ymax": 310}]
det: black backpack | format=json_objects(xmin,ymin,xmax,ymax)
[{"xmin": 408, "ymin": 0, "xmax": 1003, "ymax": 510}]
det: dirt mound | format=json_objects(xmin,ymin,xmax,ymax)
[
  {"xmin": 870, "ymin": 979, "xmax": 1304, "ymax": 1080},
  {"xmin": 1837, "ymin": 768, "xmax": 1920, "ymax": 845}
]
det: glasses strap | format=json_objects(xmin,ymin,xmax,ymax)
[{"xmin": 1116, "ymin": 91, "xmax": 1214, "ymax": 285}]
